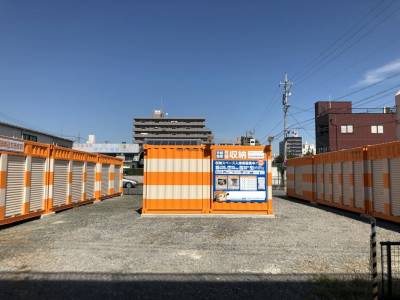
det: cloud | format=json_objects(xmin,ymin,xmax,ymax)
[{"xmin": 355, "ymin": 58, "xmax": 400, "ymax": 87}]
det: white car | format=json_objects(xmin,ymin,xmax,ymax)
[{"xmin": 122, "ymin": 178, "xmax": 137, "ymax": 188}]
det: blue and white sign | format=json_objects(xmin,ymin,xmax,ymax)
[{"xmin": 213, "ymin": 160, "xmax": 267, "ymax": 203}]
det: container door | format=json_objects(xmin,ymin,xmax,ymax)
[
  {"xmin": 30, "ymin": 157, "xmax": 46, "ymax": 212},
  {"xmin": 5, "ymin": 155, "xmax": 25, "ymax": 217},
  {"xmin": 316, "ymin": 163, "xmax": 324, "ymax": 202},
  {"xmin": 101, "ymin": 164, "xmax": 109, "ymax": 196},
  {"xmin": 86, "ymin": 163, "xmax": 95, "ymax": 199},
  {"xmin": 332, "ymin": 162, "xmax": 341, "ymax": 204},
  {"xmin": 354, "ymin": 161, "xmax": 364, "ymax": 209},
  {"xmin": 372, "ymin": 159, "xmax": 385, "ymax": 213},
  {"xmin": 390, "ymin": 158, "xmax": 400, "ymax": 216},
  {"xmin": 323, "ymin": 163, "xmax": 332, "ymax": 202},
  {"xmin": 53, "ymin": 160, "xmax": 69, "ymax": 207},
  {"xmin": 294, "ymin": 166, "xmax": 302, "ymax": 197},
  {"xmin": 71, "ymin": 161, "xmax": 83, "ymax": 203},
  {"xmin": 342, "ymin": 161, "xmax": 353, "ymax": 206},
  {"xmin": 114, "ymin": 166, "xmax": 120, "ymax": 193}
]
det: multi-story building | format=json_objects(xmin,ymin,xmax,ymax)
[
  {"xmin": 133, "ymin": 110, "xmax": 213, "ymax": 145},
  {"xmin": 279, "ymin": 136, "xmax": 303, "ymax": 158},
  {"xmin": 0, "ymin": 121, "xmax": 73, "ymax": 148},
  {"xmin": 315, "ymin": 101, "xmax": 397, "ymax": 153}
]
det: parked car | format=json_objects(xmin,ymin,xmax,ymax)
[{"xmin": 122, "ymin": 178, "xmax": 137, "ymax": 188}]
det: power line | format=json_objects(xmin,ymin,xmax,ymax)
[
  {"xmin": 294, "ymin": 1, "xmax": 399, "ymax": 84},
  {"xmin": 291, "ymin": 0, "xmax": 386, "ymax": 80}
]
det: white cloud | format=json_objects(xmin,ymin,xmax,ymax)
[{"xmin": 356, "ymin": 58, "xmax": 400, "ymax": 87}]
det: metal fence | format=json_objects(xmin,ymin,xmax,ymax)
[{"xmin": 381, "ymin": 241, "xmax": 400, "ymax": 299}]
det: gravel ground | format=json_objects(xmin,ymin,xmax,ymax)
[{"xmin": 0, "ymin": 188, "xmax": 399, "ymax": 299}]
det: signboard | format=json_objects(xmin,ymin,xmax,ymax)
[
  {"xmin": 212, "ymin": 148, "xmax": 267, "ymax": 203},
  {"xmin": 0, "ymin": 136, "xmax": 24, "ymax": 152}
]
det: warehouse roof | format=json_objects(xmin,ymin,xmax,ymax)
[{"xmin": 0, "ymin": 120, "xmax": 73, "ymax": 143}]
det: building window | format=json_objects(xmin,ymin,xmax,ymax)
[
  {"xmin": 371, "ymin": 125, "xmax": 384, "ymax": 134},
  {"xmin": 340, "ymin": 125, "xmax": 353, "ymax": 134},
  {"xmin": 22, "ymin": 133, "xmax": 38, "ymax": 142}
]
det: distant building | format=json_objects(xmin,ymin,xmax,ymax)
[
  {"xmin": 73, "ymin": 135, "xmax": 141, "ymax": 168},
  {"xmin": 315, "ymin": 101, "xmax": 397, "ymax": 153},
  {"xmin": 302, "ymin": 143, "xmax": 315, "ymax": 156},
  {"xmin": 279, "ymin": 136, "xmax": 302, "ymax": 158},
  {"xmin": 133, "ymin": 110, "xmax": 213, "ymax": 145},
  {"xmin": 238, "ymin": 136, "xmax": 259, "ymax": 146},
  {"xmin": 0, "ymin": 121, "xmax": 73, "ymax": 148}
]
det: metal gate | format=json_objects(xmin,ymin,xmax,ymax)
[
  {"xmin": 53, "ymin": 160, "xmax": 69, "ymax": 207},
  {"xmin": 71, "ymin": 161, "xmax": 83, "ymax": 203},
  {"xmin": 30, "ymin": 157, "xmax": 45, "ymax": 212},
  {"xmin": 101, "ymin": 164, "xmax": 109, "ymax": 196},
  {"xmin": 86, "ymin": 162, "xmax": 95, "ymax": 199},
  {"xmin": 5, "ymin": 155, "xmax": 25, "ymax": 217},
  {"xmin": 381, "ymin": 241, "xmax": 400, "ymax": 299}
]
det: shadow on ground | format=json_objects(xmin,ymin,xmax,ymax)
[{"xmin": 0, "ymin": 272, "xmax": 389, "ymax": 300}]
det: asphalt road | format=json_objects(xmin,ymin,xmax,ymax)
[{"xmin": 0, "ymin": 190, "xmax": 399, "ymax": 299}]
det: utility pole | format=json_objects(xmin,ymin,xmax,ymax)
[{"xmin": 280, "ymin": 73, "xmax": 292, "ymax": 187}]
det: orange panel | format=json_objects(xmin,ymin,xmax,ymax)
[
  {"xmin": 145, "ymin": 145, "xmax": 208, "ymax": 159},
  {"xmin": 24, "ymin": 172, "xmax": 31, "ymax": 187},
  {"xmin": 144, "ymin": 172, "xmax": 210, "ymax": 185},
  {"xmin": 0, "ymin": 171, "xmax": 6, "ymax": 188},
  {"xmin": 143, "ymin": 199, "xmax": 204, "ymax": 212},
  {"xmin": 383, "ymin": 173, "xmax": 390, "ymax": 189}
]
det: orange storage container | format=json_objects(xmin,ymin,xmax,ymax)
[
  {"xmin": 142, "ymin": 145, "xmax": 211, "ymax": 214},
  {"xmin": 286, "ymin": 156, "xmax": 314, "ymax": 202}
]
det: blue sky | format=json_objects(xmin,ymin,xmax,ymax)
[{"xmin": 1, "ymin": 0, "xmax": 399, "ymax": 152}]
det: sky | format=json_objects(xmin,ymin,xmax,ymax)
[{"xmin": 1, "ymin": 0, "xmax": 400, "ymax": 152}]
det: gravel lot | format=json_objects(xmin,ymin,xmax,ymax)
[{"xmin": 0, "ymin": 188, "xmax": 399, "ymax": 299}]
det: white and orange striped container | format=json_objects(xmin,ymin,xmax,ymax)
[
  {"xmin": 367, "ymin": 142, "xmax": 400, "ymax": 223},
  {"xmin": 0, "ymin": 141, "xmax": 50, "ymax": 225},
  {"xmin": 142, "ymin": 145, "xmax": 211, "ymax": 214},
  {"xmin": 286, "ymin": 156, "xmax": 314, "ymax": 202}
]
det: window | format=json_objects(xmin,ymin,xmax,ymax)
[
  {"xmin": 371, "ymin": 125, "xmax": 384, "ymax": 134},
  {"xmin": 22, "ymin": 133, "xmax": 38, "ymax": 142},
  {"xmin": 340, "ymin": 125, "xmax": 353, "ymax": 134}
]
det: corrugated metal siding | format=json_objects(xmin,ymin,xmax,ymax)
[
  {"xmin": 114, "ymin": 166, "xmax": 120, "ymax": 192},
  {"xmin": 332, "ymin": 162, "xmax": 341, "ymax": 204},
  {"xmin": 53, "ymin": 160, "xmax": 68, "ymax": 207},
  {"xmin": 287, "ymin": 166, "xmax": 294, "ymax": 190},
  {"xmin": 372, "ymin": 159, "xmax": 385, "ymax": 213},
  {"xmin": 101, "ymin": 164, "xmax": 109, "ymax": 196},
  {"xmin": 295, "ymin": 166, "xmax": 302, "ymax": 196},
  {"xmin": 390, "ymin": 158, "xmax": 400, "ymax": 216},
  {"xmin": 5, "ymin": 155, "xmax": 25, "ymax": 217},
  {"xmin": 316, "ymin": 164, "xmax": 324, "ymax": 201},
  {"xmin": 354, "ymin": 161, "xmax": 364, "ymax": 209},
  {"xmin": 342, "ymin": 161, "xmax": 353, "ymax": 206},
  {"xmin": 323, "ymin": 163, "xmax": 332, "ymax": 202},
  {"xmin": 86, "ymin": 163, "xmax": 95, "ymax": 199},
  {"xmin": 30, "ymin": 157, "xmax": 45, "ymax": 212},
  {"xmin": 71, "ymin": 161, "xmax": 83, "ymax": 203}
]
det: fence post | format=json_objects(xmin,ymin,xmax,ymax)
[
  {"xmin": 370, "ymin": 217, "xmax": 378, "ymax": 300},
  {"xmin": 387, "ymin": 244, "xmax": 392, "ymax": 298}
]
